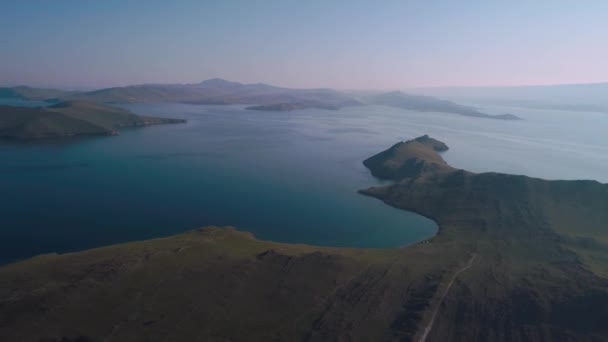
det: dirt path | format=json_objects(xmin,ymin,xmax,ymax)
[{"xmin": 418, "ymin": 253, "xmax": 477, "ymax": 342}]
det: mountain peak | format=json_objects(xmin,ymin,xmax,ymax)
[{"xmin": 198, "ymin": 78, "xmax": 242, "ymax": 87}]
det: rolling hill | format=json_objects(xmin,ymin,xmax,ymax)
[
  {"xmin": 2, "ymin": 79, "xmax": 521, "ymax": 119},
  {"xmin": 0, "ymin": 101, "xmax": 185, "ymax": 140},
  {"xmin": 70, "ymin": 78, "xmax": 361, "ymax": 110}
]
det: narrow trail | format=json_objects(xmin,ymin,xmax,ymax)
[{"xmin": 418, "ymin": 253, "xmax": 477, "ymax": 342}]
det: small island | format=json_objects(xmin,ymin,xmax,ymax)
[{"xmin": 0, "ymin": 101, "xmax": 185, "ymax": 141}]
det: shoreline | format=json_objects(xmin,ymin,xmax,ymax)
[{"xmin": 1, "ymin": 135, "xmax": 607, "ymax": 341}]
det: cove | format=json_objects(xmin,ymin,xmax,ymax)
[{"xmin": 0, "ymin": 102, "xmax": 438, "ymax": 264}]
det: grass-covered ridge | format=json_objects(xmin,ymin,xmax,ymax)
[{"xmin": 0, "ymin": 101, "xmax": 185, "ymax": 140}]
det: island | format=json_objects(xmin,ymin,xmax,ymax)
[
  {"xmin": 0, "ymin": 136, "xmax": 606, "ymax": 341},
  {"xmin": 362, "ymin": 91, "xmax": 522, "ymax": 120},
  {"xmin": 246, "ymin": 102, "xmax": 340, "ymax": 111},
  {"xmin": 2, "ymin": 80, "xmax": 522, "ymax": 119},
  {"xmin": 0, "ymin": 101, "xmax": 186, "ymax": 140}
]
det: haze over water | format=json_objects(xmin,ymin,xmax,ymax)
[{"xmin": 1, "ymin": 100, "xmax": 607, "ymax": 264}]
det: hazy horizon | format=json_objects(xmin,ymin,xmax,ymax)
[
  {"xmin": 4, "ymin": 77, "xmax": 608, "ymax": 93},
  {"xmin": 2, "ymin": 0, "xmax": 608, "ymax": 89}
]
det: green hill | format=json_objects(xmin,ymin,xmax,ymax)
[
  {"xmin": 0, "ymin": 101, "xmax": 185, "ymax": 140},
  {"xmin": 361, "ymin": 136, "xmax": 608, "ymax": 341}
]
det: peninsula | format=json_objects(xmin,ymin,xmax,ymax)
[
  {"xmin": 0, "ymin": 101, "xmax": 185, "ymax": 140},
  {"xmin": 1, "ymin": 136, "xmax": 606, "ymax": 341},
  {"xmin": 362, "ymin": 91, "xmax": 522, "ymax": 120}
]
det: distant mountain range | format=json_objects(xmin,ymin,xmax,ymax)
[
  {"xmin": 359, "ymin": 91, "xmax": 520, "ymax": 120},
  {"xmin": 0, "ymin": 79, "xmax": 521, "ymax": 120},
  {"xmin": 412, "ymin": 82, "xmax": 608, "ymax": 114}
]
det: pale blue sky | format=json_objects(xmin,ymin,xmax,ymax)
[{"xmin": 1, "ymin": 0, "xmax": 607, "ymax": 89}]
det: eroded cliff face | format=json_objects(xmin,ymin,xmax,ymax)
[{"xmin": 0, "ymin": 136, "xmax": 607, "ymax": 342}]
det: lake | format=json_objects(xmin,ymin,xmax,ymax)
[{"xmin": 1, "ymin": 101, "xmax": 607, "ymax": 264}]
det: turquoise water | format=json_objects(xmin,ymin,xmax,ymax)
[
  {"xmin": 365, "ymin": 103, "xmax": 608, "ymax": 183},
  {"xmin": 0, "ymin": 102, "xmax": 437, "ymax": 264},
  {"xmin": 0, "ymin": 98, "xmax": 51, "ymax": 107},
  {"xmin": 2, "ymin": 101, "xmax": 607, "ymax": 264}
]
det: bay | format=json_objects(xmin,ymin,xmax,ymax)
[{"xmin": 2, "ymin": 101, "xmax": 606, "ymax": 264}]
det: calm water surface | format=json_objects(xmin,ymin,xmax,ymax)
[{"xmin": 1, "ymin": 101, "xmax": 607, "ymax": 264}]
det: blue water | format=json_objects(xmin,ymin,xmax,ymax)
[
  {"xmin": 0, "ymin": 102, "xmax": 437, "ymax": 264},
  {"xmin": 2, "ymin": 101, "xmax": 607, "ymax": 265},
  {"xmin": 0, "ymin": 98, "xmax": 51, "ymax": 107}
]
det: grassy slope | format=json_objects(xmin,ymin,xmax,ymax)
[
  {"xmin": 362, "ymin": 135, "xmax": 452, "ymax": 180},
  {"xmin": 0, "ymin": 227, "xmax": 463, "ymax": 341},
  {"xmin": 361, "ymin": 139, "xmax": 608, "ymax": 341},
  {"xmin": 48, "ymin": 101, "xmax": 143, "ymax": 128},
  {"xmin": 0, "ymin": 105, "xmax": 111, "ymax": 139},
  {"xmin": 0, "ymin": 101, "xmax": 184, "ymax": 140},
  {"xmin": 0, "ymin": 137, "xmax": 607, "ymax": 341}
]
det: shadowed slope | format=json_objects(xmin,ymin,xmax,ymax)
[
  {"xmin": 361, "ymin": 136, "xmax": 608, "ymax": 341},
  {"xmin": 363, "ymin": 135, "xmax": 452, "ymax": 180},
  {"xmin": 0, "ymin": 101, "xmax": 185, "ymax": 140},
  {"xmin": 0, "ymin": 227, "xmax": 454, "ymax": 342}
]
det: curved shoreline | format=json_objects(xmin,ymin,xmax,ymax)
[{"xmin": 1, "ymin": 135, "xmax": 607, "ymax": 341}]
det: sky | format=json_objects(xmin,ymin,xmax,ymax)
[{"xmin": 1, "ymin": 0, "xmax": 607, "ymax": 89}]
